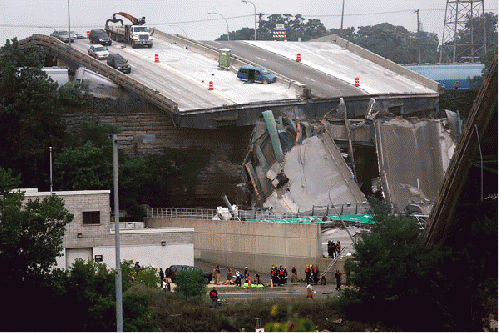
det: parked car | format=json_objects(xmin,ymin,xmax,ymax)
[
  {"xmin": 237, "ymin": 65, "xmax": 276, "ymax": 84},
  {"xmin": 50, "ymin": 30, "xmax": 74, "ymax": 43},
  {"xmin": 70, "ymin": 31, "xmax": 85, "ymax": 39},
  {"xmin": 165, "ymin": 265, "xmax": 212, "ymax": 283},
  {"xmin": 88, "ymin": 44, "xmax": 109, "ymax": 60},
  {"xmin": 89, "ymin": 29, "xmax": 112, "ymax": 46},
  {"xmin": 107, "ymin": 54, "xmax": 131, "ymax": 74}
]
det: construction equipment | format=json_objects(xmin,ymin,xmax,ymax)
[{"xmin": 105, "ymin": 12, "xmax": 153, "ymax": 48}]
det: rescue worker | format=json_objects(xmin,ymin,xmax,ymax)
[
  {"xmin": 271, "ymin": 265, "xmax": 278, "ymax": 286},
  {"xmin": 305, "ymin": 265, "xmax": 311, "ymax": 284},
  {"xmin": 278, "ymin": 265, "xmax": 285, "ymax": 286},
  {"xmin": 159, "ymin": 267, "xmax": 164, "ymax": 286},
  {"xmin": 291, "ymin": 265, "xmax": 297, "ymax": 285},
  {"xmin": 214, "ymin": 265, "xmax": 221, "ymax": 285},
  {"xmin": 312, "ymin": 265, "xmax": 318, "ymax": 284},
  {"xmin": 225, "ymin": 267, "xmax": 232, "ymax": 285},
  {"xmin": 283, "ymin": 267, "xmax": 288, "ymax": 285},
  {"xmin": 306, "ymin": 283, "xmax": 314, "ymax": 300},
  {"xmin": 336, "ymin": 241, "xmax": 341, "ymax": 257},
  {"xmin": 209, "ymin": 287, "xmax": 218, "ymax": 308},
  {"xmin": 334, "ymin": 269, "xmax": 342, "ymax": 290}
]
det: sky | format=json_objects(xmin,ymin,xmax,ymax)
[{"xmin": 1, "ymin": 0, "xmax": 497, "ymax": 43}]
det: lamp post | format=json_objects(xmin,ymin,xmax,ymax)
[
  {"xmin": 112, "ymin": 134, "xmax": 123, "ymax": 332},
  {"xmin": 241, "ymin": 0, "xmax": 257, "ymax": 40},
  {"xmin": 339, "ymin": 0, "xmax": 345, "ymax": 37},
  {"xmin": 209, "ymin": 12, "xmax": 230, "ymax": 41},
  {"xmin": 67, "ymin": 0, "xmax": 71, "ymax": 47}
]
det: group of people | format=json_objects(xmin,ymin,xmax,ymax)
[
  {"xmin": 158, "ymin": 267, "xmax": 171, "ymax": 292},
  {"xmin": 270, "ymin": 265, "xmax": 288, "ymax": 286},
  {"xmin": 327, "ymin": 240, "xmax": 341, "ymax": 258},
  {"xmin": 305, "ymin": 264, "xmax": 320, "ymax": 284}
]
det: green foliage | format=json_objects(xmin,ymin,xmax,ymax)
[
  {"xmin": 58, "ymin": 80, "xmax": 92, "ymax": 105},
  {"xmin": 124, "ymin": 292, "xmax": 155, "ymax": 332},
  {"xmin": 0, "ymin": 38, "xmax": 66, "ymax": 188},
  {"xmin": 174, "ymin": 269, "xmax": 209, "ymax": 298},
  {"xmin": 0, "ymin": 168, "xmax": 73, "ymax": 283},
  {"xmin": 345, "ymin": 23, "xmax": 439, "ymax": 64},
  {"xmin": 121, "ymin": 260, "xmax": 159, "ymax": 291},
  {"xmin": 340, "ymin": 207, "xmax": 498, "ymax": 331},
  {"xmin": 218, "ymin": 14, "xmax": 327, "ymax": 42},
  {"xmin": 446, "ymin": 12, "xmax": 498, "ymax": 63},
  {"xmin": 265, "ymin": 318, "xmax": 316, "ymax": 332},
  {"xmin": 55, "ymin": 141, "xmax": 113, "ymax": 190}
]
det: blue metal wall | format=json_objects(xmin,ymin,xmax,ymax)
[{"xmin": 404, "ymin": 64, "xmax": 484, "ymax": 89}]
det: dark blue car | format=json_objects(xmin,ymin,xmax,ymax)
[{"xmin": 237, "ymin": 65, "xmax": 276, "ymax": 84}]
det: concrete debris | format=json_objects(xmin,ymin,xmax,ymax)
[
  {"xmin": 374, "ymin": 117, "xmax": 456, "ymax": 214},
  {"xmin": 263, "ymin": 133, "xmax": 367, "ymax": 214}
]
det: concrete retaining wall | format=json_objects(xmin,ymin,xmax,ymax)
[{"xmin": 146, "ymin": 217, "xmax": 322, "ymax": 274}]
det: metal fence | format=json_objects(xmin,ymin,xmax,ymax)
[{"xmin": 146, "ymin": 203, "xmax": 372, "ymax": 221}]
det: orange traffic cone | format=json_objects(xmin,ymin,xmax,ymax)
[
  {"xmin": 154, "ymin": 54, "xmax": 159, "ymax": 63},
  {"xmin": 355, "ymin": 77, "xmax": 360, "ymax": 87},
  {"xmin": 208, "ymin": 81, "xmax": 214, "ymax": 90},
  {"xmin": 296, "ymin": 53, "xmax": 302, "ymax": 62}
]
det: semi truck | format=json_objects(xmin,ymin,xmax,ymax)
[{"xmin": 105, "ymin": 12, "xmax": 153, "ymax": 48}]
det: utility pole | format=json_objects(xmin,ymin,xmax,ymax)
[
  {"xmin": 415, "ymin": 9, "xmax": 421, "ymax": 64},
  {"xmin": 340, "ymin": 0, "xmax": 345, "ymax": 37}
]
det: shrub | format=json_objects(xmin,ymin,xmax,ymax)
[{"xmin": 174, "ymin": 269, "xmax": 209, "ymax": 298}]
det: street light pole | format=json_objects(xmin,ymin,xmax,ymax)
[
  {"xmin": 113, "ymin": 134, "xmax": 123, "ymax": 332},
  {"xmin": 242, "ymin": 0, "xmax": 257, "ymax": 40},
  {"xmin": 339, "ymin": 0, "xmax": 345, "ymax": 37},
  {"xmin": 209, "ymin": 12, "xmax": 230, "ymax": 41},
  {"xmin": 67, "ymin": 0, "xmax": 71, "ymax": 47},
  {"xmin": 49, "ymin": 147, "xmax": 53, "ymax": 194}
]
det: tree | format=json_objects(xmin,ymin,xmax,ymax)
[
  {"xmin": 218, "ymin": 14, "xmax": 328, "ymax": 41},
  {"xmin": 174, "ymin": 269, "xmax": 209, "ymax": 298},
  {"xmin": 0, "ymin": 38, "xmax": 66, "ymax": 188},
  {"xmin": 352, "ymin": 23, "xmax": 439, "ymax": 64},
  {"xmin": 341, "ymin": 209, "xmax": 497, "ymax": 331},
  {"xmin": 450, "ymin": 12, "xmax": 498, "ymax": 63},
  {"xmin": 0, "ymin": 167, "xmax": 74, "ymax": 331},
  {"xmin": 0, "ymin": 168, "xmax": 74, "ymax": 284}
]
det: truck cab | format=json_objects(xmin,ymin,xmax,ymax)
[{"xmin": 125, "ymin": 25, "xmax": 153, "ymax": 48}]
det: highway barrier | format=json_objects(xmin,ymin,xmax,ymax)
[{"xmin": 19, "ymin": 34, "xmax": 180, "ymax": 123}]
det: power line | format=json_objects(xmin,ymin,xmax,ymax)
[{"xmin": 1, "ymin": 8, "xmax": 496, "ymax": 29}]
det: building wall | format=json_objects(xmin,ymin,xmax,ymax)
[
  {"xmin": 146, "ymin": 217, "xmax": 322, "ymax": 275},
  {"xmin": 22, "ymin": 189, "xmax": 194, "ymax": 270}
]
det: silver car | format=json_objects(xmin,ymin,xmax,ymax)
[
  {"xmin": 50, "ymin": 30, "xmax": 74, "ymax": 43},
  {"xmin": 88, "ymin": 44, "xmax": 109, "ymax": 60}
]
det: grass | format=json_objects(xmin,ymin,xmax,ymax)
[{"xmin": 146, "ymin": 288, "xmax": 388, "ymax": 332}]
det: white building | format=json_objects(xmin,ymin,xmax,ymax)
[{"xmin": 19, "ymin": 189, "xmax": 194, "ymax": 270}]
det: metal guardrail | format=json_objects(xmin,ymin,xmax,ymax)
[
  {"xmin": 147, "ymin": 203, "xmax": 371, "ymax": 221},
  {"xmin": 18, "ymin": 34, "xmax": 179, "ymax": 122}
]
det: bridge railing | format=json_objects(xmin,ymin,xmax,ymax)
[
  {"xmin": 19, "ymin": 34, "xmax": 179, "ymax": 121},
  {"xmin": 146, "ymin": 202, "xmax": 371, "ymax": 221}
]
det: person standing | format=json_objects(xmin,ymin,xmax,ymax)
[
  {"xmin": 336, "ymin": 241, "xmax": 341, "ymax": 257},
  {"xmin": 244, "ymin": 267, "xmax": 251, "ymax": 287},
  {"xmin": 312, "ymin": 265, "xmax": 318, "ymax": 284},
  {"xmin": 334, "ymin": 269, "xmax": 342, "ymax": 290},
  {"xmin": 235, "ymin": 271, "xmax": 242, "ymax": 287},
  {"xmin": 306, "ymin": 283, "xmax": 314, "ymax": 300},
  {"xmin": 225, "ymin": 267, "xmax": 232, "ymax": 285},
  {"xmin": 159, "ymin": 268, "xmax": 164, "ymax": 287},
  {"xmin": 305, "ymin": 265, "xmax": 311, "ymax": 284},
  {"xmin": 291, "ymin": 266, "xmax": 297, "ymax": 285},
  {"xmin": 331, "ymin": 241, "xmax": 337, "ymax": 258},
  {"xmin": 214, "ymin": 265, "xmax": 221, "ymax": 285}
]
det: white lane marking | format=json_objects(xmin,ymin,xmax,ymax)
[{"xmin": 255, "ymin": 56, "xmax": 266, "ymax": 61}]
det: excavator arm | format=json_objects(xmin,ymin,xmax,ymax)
[{"xmin": 115, "ymin": 12, "xmax": 146, "ymax": 25}]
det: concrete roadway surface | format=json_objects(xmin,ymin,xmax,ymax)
[
  {"xmin": 202, "ymin": 40, "xmax": 364, "ymax": 98},
  {"xmin": 70, "ymin": 38, "xmax": 298, "ymax": 111}
]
